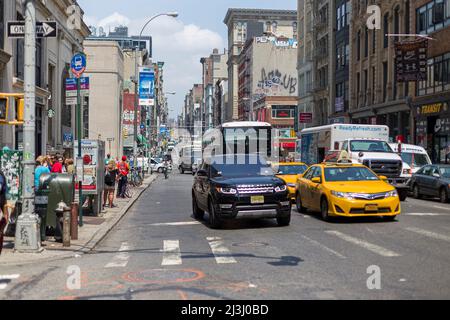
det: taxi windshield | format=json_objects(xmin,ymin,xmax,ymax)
[
  {"xmin": 324, "ymin": 167, "xmax": 380, "ymax": 182},
  {"xmin": 277, "ymin": 165, "xmax": 308, "ymax": 175}
]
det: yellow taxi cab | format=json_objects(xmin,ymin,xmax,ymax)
[
  {"xmin": 273, "ymin": 162, "xmax": 309, "ymax": 201},
  {"xmin": 295, "ymin": 163, "xmax": 401, "ymax": 221}
]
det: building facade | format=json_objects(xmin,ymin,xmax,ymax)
[
  {"xmin": 224, "ymin": 8, "xmax": 297, "ymax": 121},
  {"xmin": 0, "ymin": 0, "xmax": 90, "ymax": 156},
  {"xmin": 412, "ymin": 0, "xmax": 450, "ymax": 163},
  {"xmin": 84, "ymin": 40, "xmax": 124, "ymax": 158}
]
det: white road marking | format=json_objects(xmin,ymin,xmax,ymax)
[
  {"xmin": 150, "ymin": 221, "xmax": 201, "ymax": 226},
  {"xmin": 405, "ymin": 227, "xmax": 450, "ymax": 242},
  {"xmin": 325, "ymin": 231, "xmax": 401, "ymax": 257},
  {"xmin": 207, "ymin": 237, "xmax": 237, "ymax": 264},
  {"xmin": 433, "ymin": 205, "xmax": 450, "ymax": 211},
  {"xmin": 105, "ymin": 242, "xmax": 131, "ymax": 268},
  {"xmin": 315, "ymin": 291, "xmax": 337, "ymax": 300},
  {"xmin": 0, "ymin": 274, "xmax": 20, "ymax": 290},
  {"xmin": 299, "ymin": 235, "xmax": 346, "ymax": 259},
  {"xmin": 162, "ymin": 240, "xmax": 182, "ymax": 266},
  {"xmin": 405, "ymin": 213, "xmax": 444, "ymax": 216}
]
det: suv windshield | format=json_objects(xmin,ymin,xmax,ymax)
[
  {"xmin": 324, "ymin": 167, "xmax": 380, "ymax": 182},
  {"xmin": 400, "ymin": 153, "xmax": 430, "ymax": 167},
  {"xmin": 277, "ymin": 165, "xmax": 308, "ymax": 175},
  {"xmin": 210, "ymin": 154, "xmax": 274, "ymax": 177},
  {"xmin": 350, "ymin": 140, "xmax": 393, "ymax": 153}
]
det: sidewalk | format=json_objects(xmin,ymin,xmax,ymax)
[{"xmin": 0, "ymin": 174, "xmax": 158, "ymax": 266}]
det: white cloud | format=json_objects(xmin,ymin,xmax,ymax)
[{"xmin": 87, "ymin": 13, "xmax": 225, "ymax": 118}]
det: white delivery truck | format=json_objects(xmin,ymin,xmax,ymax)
[
  {"xmin": 389, "ymin": 143, "xmax": 432, "ymax": 184},
  {"xmin": 301, "ymin": 124, "xmax": 409, "ymax": 201}
]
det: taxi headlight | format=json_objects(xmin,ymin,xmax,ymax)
[
  {"xmin": 287, "ymin": 183, "xmax": 296, "ymax": 188},
  {"xmin": 275, "ymin": 185, "xmax": 287, "ymax": 192},
  {"xmin": 385, "ymin": 190, "xmax": 398, "ymax": 198},
  {"xmin": 331, "ymin": 191, "xmax": 354, "ymax": 200}
]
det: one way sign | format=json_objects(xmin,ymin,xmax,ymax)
[{"xmin": 7, "ymin": 21, "xmax": 57, "ymax": 38}]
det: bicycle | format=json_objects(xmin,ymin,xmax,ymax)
[{"xmin": 129, "ymin": 168, "xmax": 143, "ymax": 187}]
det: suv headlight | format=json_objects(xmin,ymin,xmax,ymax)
[
  {"xmin": 275, "ymin": 185, "xmax": 287, "ymax": 192},
  {"xmin": 216, "ymin": 187, "xmax": 237, "ymax": 195},
  {"xmin": 385, "ymin": 190, "xmax": 398, "ymax": 198}
]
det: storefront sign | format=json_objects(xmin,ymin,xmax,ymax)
[
  {"xmin": 418, "ymin": 103, "xmax": 444, "ymax": 115},
  {"xmin": 395, "ymin": 38, "xmax": 428, "ymax": 82},
  {"xmin": 299, "ymin": 113, "xmax": 313, "ymax": 123}
]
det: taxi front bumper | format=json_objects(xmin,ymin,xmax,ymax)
[{"xmin": 328, "ymin": 195, "xmax": 401, "ymax": 217}]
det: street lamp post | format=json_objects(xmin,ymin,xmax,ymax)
[{"xmin": 133, "ymin": 12, "xmax": 178, "ymax": 166}]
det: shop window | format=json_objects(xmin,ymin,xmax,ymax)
[{"xmin": 383, "ymin": 13, "xmax": 389, "ymax": 48}]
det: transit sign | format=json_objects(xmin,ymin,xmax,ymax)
[{"xmin": 71, "ymin": 53, "xmax": 87, "ymax": 78}]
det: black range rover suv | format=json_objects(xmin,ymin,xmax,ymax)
[{"xmin": 192, "ymin": 154, "xmax": 292, "ymax": 229}]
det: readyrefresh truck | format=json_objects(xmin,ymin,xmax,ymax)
[{"xmin": 301, "ymin": 124, "xmax": 409, "ymax": 201}]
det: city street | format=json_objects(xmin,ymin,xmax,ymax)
[{"xmin": 1, "ymin": 172, "xmax": 449, "ymax": 300}]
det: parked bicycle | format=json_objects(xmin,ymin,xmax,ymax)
[{"xmin": 129, "ymin": 167, "xmax": 143, "ymax": 187}]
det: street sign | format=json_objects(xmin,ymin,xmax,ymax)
[
  {"xmin": 7, "ymin": 21, "xmax": 57, "ymax": 38},
  {"xmin": 66, "ymin": 77, "xmax": 89, "ymax": 103},
  {"xmin": 71, "ymin": 53, "xmax": 87, "ymax": 78}
]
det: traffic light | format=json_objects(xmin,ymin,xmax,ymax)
[{"xmin": 0, "ymin": 93, "xmax": 25, "ymax": 125}]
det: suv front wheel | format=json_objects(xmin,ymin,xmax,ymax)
[
  {"xmin": 277, "ymin": 214, "xmax": 291, "ymax": 226},
  {"xmin": 208, "ymin": 199, "xmax": 222, "ymax": 229},
  {"xmin": 192, "ymin": 193, "xmax": 204, "ymax": 220}
]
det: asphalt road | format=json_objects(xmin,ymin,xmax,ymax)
[{"xmin": 1, "ymin": 172, "xmax": 450, "ymax": 300}]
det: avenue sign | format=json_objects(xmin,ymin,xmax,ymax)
[{"xmin": 7, "ymin": 21, "xmax": 57, "ymax": 38}]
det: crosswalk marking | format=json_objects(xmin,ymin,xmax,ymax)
[
  {"xmin": 162, "ymin": 240, "xmax": 182, "ymax": 266},
  {"xmin": 405, "ymin": 227, "xmax": 450, "ymax": 242},
  {"xmin": 207, "ymin": 237, "xmax": 237, "ymax": 264},
  {"xmin": 325, "ymin": 231, "xmax": 401, "ymax": 257},
  {"xmin": 0, "ymin": 274, "xmax": 20, "ymax": 290},
  {"xmin": 105, "ymin": 242, "xmax": 131, "ymax": 268}
]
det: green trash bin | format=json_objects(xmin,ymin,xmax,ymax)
[
  {"xmin": 45, "ymin": 174, "xmax": 75, "ymax": 241},
  {"xmin": 35, "ymin": 174, "xmax": 52, "ymax": 240}
]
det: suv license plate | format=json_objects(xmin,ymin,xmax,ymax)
[
  {"xmin": 251, "ymin": 196, "xmax": 264, "ymax": 204},
  {"xmin": 365, "ymin": 204, "xmax": 378, "ymax": 212}
]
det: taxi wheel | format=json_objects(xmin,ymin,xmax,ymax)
[
  {"xmin": 296, "ymin": 193, "xmax": 307, "ymax": 213},
  {"xmin": 320, "ymin": 198, "xmax": 330, "ymax": 222}
]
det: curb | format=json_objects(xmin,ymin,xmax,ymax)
[{"xmin": 0, "ymin": 175, "xmax": 157, "ymax": 267}]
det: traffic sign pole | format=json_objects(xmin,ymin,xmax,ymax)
[{"xmin": 77, "ymin": 76, "xmax": 83, "ymax": 227}]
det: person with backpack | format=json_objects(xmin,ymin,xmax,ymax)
[
  {"xmin": 117, "ymin": 156, "xmax": 130, "ymax": 198},
  {"xmin": 103, "ymin": 160, "xmax": 118, "ymax": 208},
  {"xmin": 0, "ymin": 170, "xmax": 8, "ymax": 255}
]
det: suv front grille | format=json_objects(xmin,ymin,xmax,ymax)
[
  {"xmin": 237, "ymin": 184, "xmax": 274, "ymax": 194},
  {"xmin": 363, "ymin": 160, "xmax": 402, "ymax": 177}
]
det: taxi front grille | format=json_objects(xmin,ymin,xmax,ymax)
[{"xmin": 350, "ymin": 208, "xmax": 392, "ymax": 214}]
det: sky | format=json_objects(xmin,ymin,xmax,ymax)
[{"xmin": 78, "ymin": 0, "xmax": 297, "ymax": 119}]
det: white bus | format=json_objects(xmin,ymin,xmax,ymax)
[{"xmin": 203, "ymin": 121, "xmax": 273, "ymax": 158}]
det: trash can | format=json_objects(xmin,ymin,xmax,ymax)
[
  {"xmin": 35, "ymin": 174, "xmax": 52, "ymax": 240},
  {"xmin": 45, "ymin": 174, "xmax": 75, "ymax": 240}
]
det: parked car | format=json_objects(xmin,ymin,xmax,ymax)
[
  {"xmin": 295, "ymin": 163, "xmax": 401, "ymax": 221},
  {"xmin": 192, "ymin": 154, "xmax": 291, "ymax": 229},
  {"xmin": 150, "ymin": 158, "xmax": 165, "ymax": 174},
  {"xmin": 410, "ymin": 164, "xmax": 450, "ymax": 203}
]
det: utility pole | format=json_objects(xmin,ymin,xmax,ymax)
[{"xmin": 15, "ymin": 0, "xmax": 42, "ymax": 252}]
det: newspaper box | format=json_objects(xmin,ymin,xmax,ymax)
[{"xmin": 74, "ymin": 140, "xmax": 105, "ymax": 215}]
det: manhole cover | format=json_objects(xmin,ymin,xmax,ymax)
[
  {"xmin": 122, "ymin": 269, "xmax": 204, "ymax": 284},
  {"xmin": 232, "ymin": 242, "xmax": 269, "ymax": 248}
]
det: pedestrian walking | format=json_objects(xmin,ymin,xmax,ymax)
[
  {"xmin": 51, "ymin": 156, "xmax": 64, "ymax": 173},
  {"xmin": 0, "ymin": 170, "xmax": 8, "ymax": 255},
  {"xmin": 35, "ymin": 156, "xmax": 50, "ymax": 189},
  {"xmin": 103, "ymin": 160, "xmax": 118, "ymax": 208},
  {"xmin": 105, "ymin": 154, "xmax": 111, "ymax": 166},
  {"xmin": 117, "ymin": 156, "xmax": 130, "ymax": 198},
  {"xmin": 66, "ymin": 158, "xmax": 75, "ymax": 174}
]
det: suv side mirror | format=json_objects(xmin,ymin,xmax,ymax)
[
  {"xmin": 197, "ymin": 169, "xmax": 208, "ymax": 177},
  {"xmin": 311, "ymin": 177, "xmax": 322, "ymax": 184}
]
